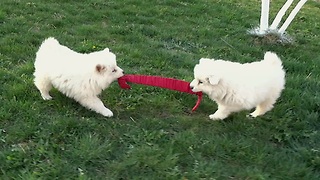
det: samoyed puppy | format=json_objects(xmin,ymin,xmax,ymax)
[
  {"xmin": 190, "ymin": 52, "xmax": 285, "ymax": 120},
  {"xmin": 33, "ymin": 37, "xmax": 124, "ymax": 117}
]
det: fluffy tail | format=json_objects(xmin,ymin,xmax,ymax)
[
  {"xmin": 38, "ymin": 37, "xmax": 60, "ymax": 50},
  {"xmin": 35, "ymin": 37, "xmax": 60, "ymax": 67},
  {"xmin": 263, "ymin": 51, "xmax": 282, "ymax": 67}
]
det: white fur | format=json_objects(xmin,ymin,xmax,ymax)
[
  {"xmin": 190, "ymin": 52, "xmax": 285, "ymax": 120},
  {"xmin": 33, "ymin": 37, "xmax": 124, "ymax": 117}
]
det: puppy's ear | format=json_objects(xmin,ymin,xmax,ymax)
[
  {"xmin": 194, "ymin": 64, "xmax": 199, "ymax": 71},
  {"xmin": 96, "ymin": 64, "xmax": 106, "ymax": 73},
  {"xmin": 208, "ymin": 75, "xmax": 220, "ymax": 85},
  {"xmin": 103, "ymin": 48, "xmax": 110, "ymax": 52}
]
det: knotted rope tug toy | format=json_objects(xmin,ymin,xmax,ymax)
[{"xmin": 118, "ymin": 75, "xmax": 203, "ymax": 112}]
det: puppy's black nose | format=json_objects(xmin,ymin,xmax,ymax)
[{"xmin": 190, "ymin": 86, "xmax": 194, "ymax": 90}]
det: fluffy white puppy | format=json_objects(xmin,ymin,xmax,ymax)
[
  {"xmin": 33, "ymin": 37, "xmax": 124, "ymax": 117},
  {"xmin": 190, "ymin": 52, "xmax": 285, "ymax": 120}
]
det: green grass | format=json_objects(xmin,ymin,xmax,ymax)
[{"xmin": 1, "ymin": 0, "xmax": 320, "ymax": 179}]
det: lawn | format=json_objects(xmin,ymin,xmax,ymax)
[{"xmin": 1, "ymin": 0, "xmax": 320, "ymax": 179}]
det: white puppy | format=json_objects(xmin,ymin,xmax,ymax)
[
  {"xmin": 190, "ymin": 52, "xmax": 285, "ymax": 120},
  {"xmin": 33, "ymin": 37, "xmax": 124, "ymax": 117}
]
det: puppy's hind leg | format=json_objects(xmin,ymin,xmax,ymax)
[
  {"xmin": 34, "ymin": 75, "xmax": 53, "ymax": 100},
  {"xmin": 77, "ymin": 96, "xmax": 113, "ymax": 117},
  {"xmin": 249, "ymin": 99, "xmax": 276, "ymax": 118}
]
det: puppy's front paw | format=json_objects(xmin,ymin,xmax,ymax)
[
  {"xmin": 41, "ymin": 94, "xmax": 52, "ymax": 100},
  {"xmin": 209, "ymin": 114, "xmax": 225, "ymax": 121},
  {"xmin": 101, "ymin": 108, "xmax": 113, "ymax": 117}
]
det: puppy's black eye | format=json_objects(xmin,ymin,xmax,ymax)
[
  {"xmin": 112, "ymin": 69, "xmax": 117, "ymax": 73},
  {"xmin": 199, "ymin": 81, "xmax": 203, "ymax": 84}
]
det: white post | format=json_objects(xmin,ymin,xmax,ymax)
[
  {"xmin": 259, "ymin": 0, "xmax": 270, "ymax": 34},
  {"xmin": 269, "ymin": 0, "xmax": 294, "ymax": 30},
  {"xmin": 279, "ymin": 0, "xmax": 308, "ymax": 34}
]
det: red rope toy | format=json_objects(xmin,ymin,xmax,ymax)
[{"xmin": 118, "ymin": 75, "xmax": 203, "ymax": 112}]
